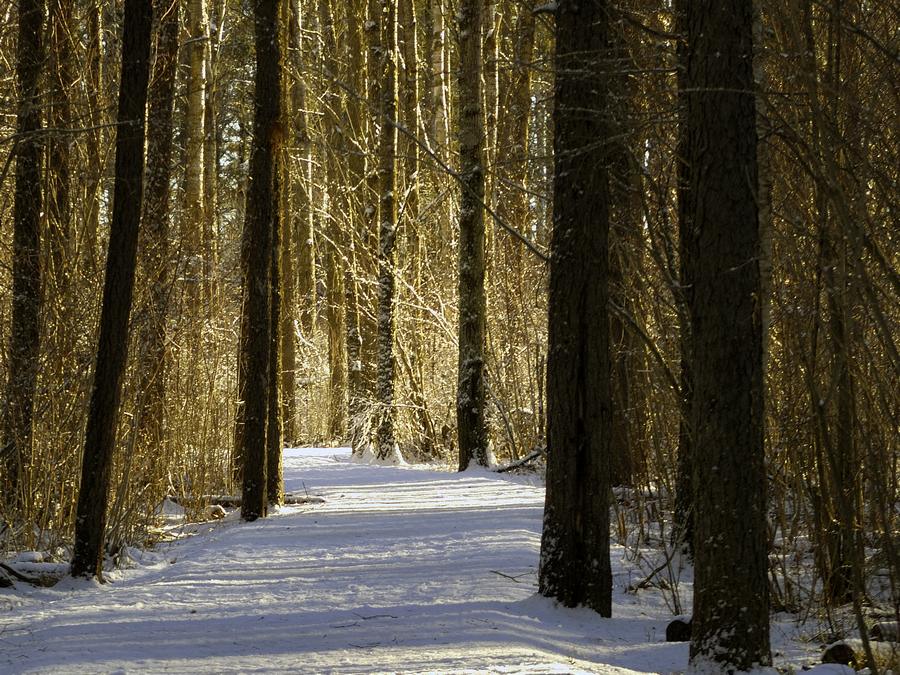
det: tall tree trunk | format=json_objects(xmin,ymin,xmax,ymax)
[
  {"xmin": 456, "ymin": 0, "xmax": 489, "ymax": 470},
  {"xmin": 320, "ymin": 0, "xmax": 348, "ymax": 441},
  {"xmin": 238, "ymin": 0, "xmax": 281, "ymax": 522},
  {"xmin": 2, "ymin": 0, "xmax": 46, "ymax": 514},
  {"xmin": 82, "ymin": 0, "xmax": 104, "ymax": 275},
  {"xmin": 71, "ymin": 0, "xmax": 153, "ymax": 579},
  {"xmin": 672, "ymin": 0, "xmax": 694, "ymax": 555},
  {"xmin": 47, "ymin": 0, "xmax": 75, "ymax": 296},
  {"xmin": 375, "ymin": 0, "xmax": 398, "ymax": 459},
  {"xmin": 289, "ymin": 0, "xmax": 316, "ymax": 343},
  {"xmin": 345, "ymin": 0, "xmax": 368, "ymax": 449},
  {"xmin": 538, "ymin": 0, "xmax": 612, "ymax": 617},
  {"xmin": 183, "ymin": 0, "xmax": 207, "ymax": 314},
  {"xmin": 686, "ymin": 0, "xmax": 770, "ymax": 667},
  {"xmin": 136, "ymin": 0, "xmax": 180, "ymax": 472},
  {"xmin": 202, "ymin": 15, "xmax": 220, "ymax": 314},
  {"xmin": 266, "ymin": 159, "xmax": 284, "ymax": 506}
]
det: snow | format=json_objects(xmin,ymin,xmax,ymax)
[{"xmin": 2, "ymin": 448, "xmax": 822, "ymax": 673}]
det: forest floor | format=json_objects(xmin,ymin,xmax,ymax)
[{"xmin": 1, "ymin": 447, "xmax": 832, "ymax": 673}]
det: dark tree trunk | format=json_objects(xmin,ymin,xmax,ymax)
[
  {"xmin": 136, "ymin": 0, "xmax": 180, "ymax": 461},
  {"xmin": 2, "ymin": 0, "xmax": 45, "ymax": 513},
  {"xmin": 266, "ymin": 159, "xmax": 284, "ymax": 507},
  {"xmin": 686, "ymin": 0, "xmax": 771, "ymax": 668},
  {"xmin": 375, "ymin": 0, "xmax": 398, "ymax": 459},
  {"xmin": 71, "ymin": 0, "xmax": 153, "ymax": 579},
  {"xmin": 238, "ymin": 0, "xmax": 281, "ymax": 522},
  {"xmin": 538, "ymin": 0, "xmax": 613, "ymax": 617},
  {"xmin": 672, "ymin": 0, "xmax": 694, "ymax": 556},
  {"xmin": 455, "ymin": 0, "xmax": 488, "ymax": 471},
  {"xmin": 47, "ymin": 0, "xmax": 75, "ymax": 294},
  {"xmin": 345, "ymin": 0, "xmax": 368, "ymax": 451}
]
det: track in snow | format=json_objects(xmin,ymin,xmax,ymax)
[{"xmin": 1, "ymin": 448, "xmax": 692, "ymax": 673}]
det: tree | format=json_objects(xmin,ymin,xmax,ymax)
[
  {"xmin": 374, "ymin": 0, "xmax": 399, "ymax": 459},
  {"xmin": 685, "ymin": 0, "xmax": 771, "ymax": 668},
  {"xmin": 183, "ymin": 0, "xmax": 208, "ymax": 312},
  {"xmin": 238, "ymin": 0, "xmax": 282, "ymax": 521},
  {"xmin": 71, "ymin": 0, "xmax": 154, "ymax": 579},
  {"xmin": 136, "ymin": 0, "xmax": 181, "ymax": 466},
  {"xmin": 2, "ymin": 0, "xmax": 45, "ymax": 514},
  {"xmin": 538, "ymin": 0, "xmax": 613, "ymax": 617},
  {"xmin": 672, "ymin": 0, "xmax": 694, "ymax": 556},
  {"xmin": 455, "ymin": 0, "xmax": 489, "ymax": 471}
]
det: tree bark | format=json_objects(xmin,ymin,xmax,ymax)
[
  {"xmin": 686, "ymin": 0, "xmax": 771, "ymax": 667},
  {"xmin": 136, "ymin": 0, "xmax": 180, "ymax": 467},
  {"xmin": 71, "ymin": 0, "xmax": 153, "ymax": 579},
  {"xmin": 672, "ymin": 0, "xmax": 694, "ymax": 555},
  {"xmin": 538, "ymin": 0, "xmax": 613, "ymax": 617},
  {"xmin": 375, "ymin": 0, "xmax": 398, "ymax": 459},
  {"xmin": 183, "ymin": 0, "xmax": 207, "ymax": 314},
  {"xmin": 345, "ymin": 0, "xmax": 368, "ymax": 450},
  {"xmin": 2, "ymin": 0, "xmax": 46, "ymax": 513},
  {"xmin": 455, "ymin": 0, "xmax": 489, "ymax": 470},
  {"xmin": 266, "ymin": 158, "xmax": 284, "ymax": 506},
  {"xmin": 238, "ymin": 0, "xmax": 281, "ymax": 522}
]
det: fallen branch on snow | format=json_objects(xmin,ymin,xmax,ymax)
[
  {"xmin": 494, "ymin": 447, "xmax": 546, "ymax": 474},
  {"xmin": 169, "ymin": 493, "xmax": 326, "ymax": 508}
]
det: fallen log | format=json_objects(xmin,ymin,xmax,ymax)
[
  {"xmin": 495, "ymin": 447, "xmax": 546, "ymax": 474},
  {"xmin": 168, "ymin": 494, "xmax": 325, "ymax": 509}
]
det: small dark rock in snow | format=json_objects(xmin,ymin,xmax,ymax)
[
  {"xmin": 822, "ymin": 641, "xmax": 856, "ymax": 666},
  {"xmin": 665, "ymin": 617, "xmax": 691, "ymax": 642}
]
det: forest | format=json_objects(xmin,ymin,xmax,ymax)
[{"xmin": 0, "ymin": 0, "xmax": 897, "ymax": 672}]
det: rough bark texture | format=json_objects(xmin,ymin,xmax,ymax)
[
  {"xmin": 82, "ymin": 1, "xmax": 104, "ymax": 274},
  {"xmin": 266, "ymin": 160, "xmax": 284, "ymax": 507},
  {"xmin": 47, "ymin": 0, "xmax": 75, "ymax": 294},
  {"xmin": 375, "ymin": 0, "xmax": 398, "ymax": 459},
  {"xmin": 71, "ymin": 0, "xmax": 153, "ymax": 578},
  {"xmin": 686, "ymin": 0, "xmax": 771, "ymax": 668},
  {"xmin": 345, "ymin": 0, "xmax": 367, "ymax": 450},
  {"xmin": 672, "ymin": 0, "xmax": 694, "ymax": 555},
  {"xmin": 238, "ymin": 0, "xmax": 281, "ymax": 522},
  {"xmin": 289, "ymin": 0, "xmax": 316, "ymax": 343},
  {"xmin": 136, "ymin": 0, "xmax": 180, "ymax": 461},
  {"xmin": 2, "ymin": 0, "xmax": 46, "ymax": 511},
  {"xmin": 202, "ymin": 16, "xmax": 219, "ymax": 312},
  {"xmin": 183, "ymin": 0, "xmax": 207, "ymax": 310},
  {"xmin": 320, "ymin": 0, "xmax": 348, "ymax": 441},
  {"xmin": 538, "ymin": 0, "xmax": 612, "ymax": 617},
  {"xmin": 455, "ymin": 0, "xmax": 489, "ymax": 471}
]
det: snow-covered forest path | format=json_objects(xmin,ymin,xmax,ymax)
[{"xmin": 2, "ymin": 448, "xmax": 694, "ymax": 673}]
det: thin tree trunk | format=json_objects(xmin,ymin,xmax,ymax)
[
  {"xmin": 345, "ymin": 0, "xmax": 368, "ymax": 449},
  {"xmin": 202, "ymin": 19, "xmax": 220, "ymax": 314},
  {"xmin": 183, "ymin": 0, "xmax": 207, "ymax": 316},
  {"xmin": 136, "ymin": 0, "xmax": 180, "ymax": 469},
  {"xmin": 266, "ymin": 158, "xmax": 284, "ymax": 506},
  {"xmin": 71, "ymin": 0, "xmax": 153, "ymax": 579},
  {"xmin": 320, "ymin": 0, "xmax": 348, "ymax": 441},
  {"xmin": 289, "ymin": 0, "xmax": 315, "ymax": 342},
  {"xmin": 672, "ymin": 0, "xmax": 694, "ymax": 555},
  {"xmin": 47, "ymin": 0, "xmax": 75, "ymax": 296},
  {"xmin": 456, "ymin": 0, "xmax": 489, "ymax": 470},
  {"xmin": 82, "ymin": 0, "xmax": 104, "ymax": 275}
]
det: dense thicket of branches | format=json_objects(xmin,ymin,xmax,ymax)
[{"xmin": 0, "ymin": 0, "xmax": 895, "ymax": 645}]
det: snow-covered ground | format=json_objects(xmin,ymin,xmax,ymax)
[{"xmin": 1, "ymin": 448, "xmax": 818, "ymax": 673}]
